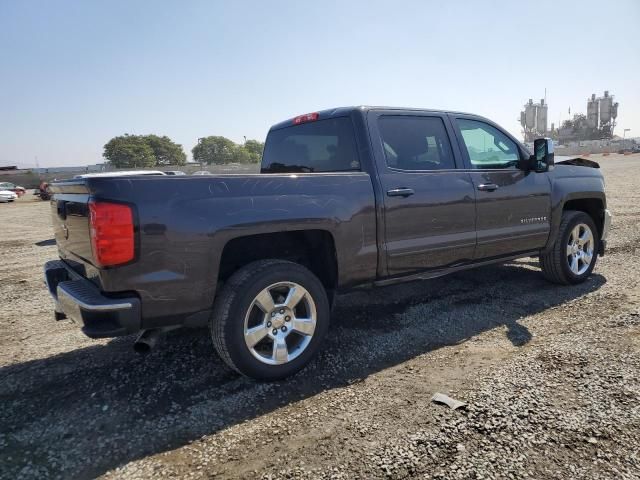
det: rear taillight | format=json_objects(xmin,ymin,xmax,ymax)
[
  {"xmin": 293, "ymin": 112, "xmax": 319, "ymax": 125},
  {"xmin": 88, "ymin": 200, "xmax": 135, "ymax": 267}
]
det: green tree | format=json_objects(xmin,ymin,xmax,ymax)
[
  {"xmin": 231, "ymin": 145, "xmax": 252, "ymax": 164},
  {"xmin": 192, "ymin": 136, "xmax": 237, "ymax": 165},
  {"xmin": 243, "ymin": 139, "xmax": 264, "ymax": 163},
  {"xmin": 143, "ymin": 135, "xmax": 186, "ymax": 165},
  {"xmin": 103, "ymin": 135, "xmax": 155, "ymax": 168}
]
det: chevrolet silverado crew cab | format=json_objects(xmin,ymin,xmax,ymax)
[{"xmin": 45, "ymin": 107, "xmax": 612, "ymax": 380}]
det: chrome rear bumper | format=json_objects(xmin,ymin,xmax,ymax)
[{"xmin": 44, "ymin": 260, "xmax": 141, "ymax": 338}]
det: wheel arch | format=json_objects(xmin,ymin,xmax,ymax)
[
  {"xmin": 217, "ymin": 229, "xmax": 339, "ymax": 299},
  {"xmin": 544, "ymin": 192, "xmax": 606, "ymax": 252},
  {"xmin": 562, "ymin": 197, "xmax": 606, "ymax": 239}
]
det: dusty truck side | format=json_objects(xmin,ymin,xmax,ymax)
[{"xmin": 45, "ymin": 107, "xmax": 611, "ymax": 379}]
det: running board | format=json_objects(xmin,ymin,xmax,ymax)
[{"xmin": 373, "ymin": 251, "xmax": 540, "ymax": 287}]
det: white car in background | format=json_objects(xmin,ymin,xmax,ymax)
[
  {"xmin": 0, "ymin": 182, "xmax": 27, "ymax": 197},
  {"xmin": 0, "ymin": 189, "xmax": 18, "ymax": 203}
]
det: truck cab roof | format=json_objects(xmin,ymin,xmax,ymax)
[{"xmin": 269, "ymin": 106, "xmax": 478, "ymax": 131}]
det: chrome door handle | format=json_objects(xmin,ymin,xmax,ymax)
[
  {"xmin": 477, "ymin": 183, "xmax": 499, "ymax": 192},
  {"xmin": 387, "ymin": 188, "xmax": 415, "ymax": 197}
]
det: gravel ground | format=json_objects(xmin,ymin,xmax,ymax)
[{"xmin": 1, "ymin": 154, "xmax": 639, "ymax": 480}]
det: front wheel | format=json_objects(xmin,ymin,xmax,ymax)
[
  {"xmin": 540, "ymin": 210, "xmax": 599, "ymax": 285},
  {"xmin": 210, "ymin": 259, "xmax": 330, "ymax": 380}
]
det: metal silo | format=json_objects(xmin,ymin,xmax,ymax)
[
  {"xmin": 525, "ymin": 99, "xmax": 536, "ymax": 130},
  {"xmin": 599, "ymin": 91, "xmax": 612, "ymax": 125},
  {"xmin": 587, "ymin": 94, "xmax": 599, "ymax": 128},
  {"xmin": 536, "ymin": 98, "xmax": 547, "ymax": 134}
]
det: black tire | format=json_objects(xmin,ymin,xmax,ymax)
[
  {"xmin": 210, "ymin": 259, "xmax": 330, "ymax": 380},
  {"xmin": 540, "ymin": 210, "xmax": 599, "ymax": 285}
]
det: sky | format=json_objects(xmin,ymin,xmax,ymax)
[{"xmin": 1, "ymin": 0, "xmax": 639, "ymax": 167}]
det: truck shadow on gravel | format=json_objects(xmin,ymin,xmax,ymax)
[
  {"xmin": 0, "ymin": 261, "xmax": 605, "ymax": 479},
  {"xmin": 34, "ymin": 238, "xmax": 56, "ymax": 247}
]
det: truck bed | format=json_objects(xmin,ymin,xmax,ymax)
[{"xmin": 49, "ymin": 173, "xmax": 378, "ymax": 325}]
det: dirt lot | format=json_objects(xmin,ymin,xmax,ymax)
[{"xmin": 1, "ymin": 154, "xmax": 639, "ymax": 480}]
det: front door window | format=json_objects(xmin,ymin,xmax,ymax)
[{"xmin": 457, "ymin": 119, "xmax": 520, "ymax": 169}]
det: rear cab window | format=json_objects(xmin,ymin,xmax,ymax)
[
  {"xmin": 261, "ymin": 117, "xmax": 360, "ymax": 173},
  {"xmin": 377, "ymin": 116, "xmax": 456, "ymax": 171}
]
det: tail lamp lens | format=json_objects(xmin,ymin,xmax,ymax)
[{"xmin": 89, "ymin": 201, "xmax": 135, "ymax": 267}]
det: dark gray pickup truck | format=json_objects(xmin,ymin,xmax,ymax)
[{"xmin": 45, "ymin": 106, "xmax": 611, "ymax": 379}]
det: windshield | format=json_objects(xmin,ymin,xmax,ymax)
[{"xmin": 261, "ymin": 117, "xmax": 360, "ymax": 173}]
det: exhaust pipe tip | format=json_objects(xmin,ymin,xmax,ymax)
[
  {"xmin": 133, "ymin": 326, "xmax": 179, "ymax": 354},
  {"xmin": 133, "ymin": 340, "xmax": 153, "ymax": 354},
  {"xmin": 133, "ymin": 329, "xmax": 160, "ymax": 354}
]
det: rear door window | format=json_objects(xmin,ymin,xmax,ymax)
[
  {"xmin": 377, "ymin": 116, "xmax": 456, "ymax": 171},
  {"xmin": 261, "ymin": 117, "xmax": 360, "ymax": 173}
]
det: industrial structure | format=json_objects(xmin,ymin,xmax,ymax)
[
  {"xmin": 520, "ymin": 98, "xmax": 549, "ymax": 142},
  {"xmin": 520, "ymin": 90, "xmax": 619, "ymax": 144},
  {"xmin": 592, "ymin": 91, "xmax": 618, "ymax": 137}
]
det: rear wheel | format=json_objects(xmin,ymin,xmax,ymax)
[
  {"xmin": 210, "ymin": 259, "xmax": 330, "ymax": 380},
  {"xmin": 540, "ymin": 210, "xmax": 599, "ymax": 285}
]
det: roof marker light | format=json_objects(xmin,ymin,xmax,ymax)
[{"xmin": 293, "ymin": 112, "xmax": 319, "ymax": 125}]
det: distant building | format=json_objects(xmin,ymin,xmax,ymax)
[
  {"xmin": 520, "ymin": 98, "xmax": 549, "ymax": 142},
  {"xmin": 520, "ymin": 90, "xmax": 620, "ymax": 144},
  {"xmin": 32, "ymin": 163, "xmax": 108, "ymax": 174}
]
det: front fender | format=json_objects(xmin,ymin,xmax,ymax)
[{"xmin": 543, "ymin": 172, "xmax": 606, "ymax": 252}]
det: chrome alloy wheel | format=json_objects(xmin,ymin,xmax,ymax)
[
  {"xmin": 243, "ymin": 282, "xmax": 317, "ymax": 365},
  {"xmin": 567, "ymin": 223, "xmax": 594, "ymax": 275}
]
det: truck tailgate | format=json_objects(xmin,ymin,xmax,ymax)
[{"xmin": 49, "ymin": 181, "xmax": 94, "ymax": 271}]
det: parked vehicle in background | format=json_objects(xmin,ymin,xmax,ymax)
[
  {"xmin": 164, "ymin": 170, "xmax": 186, "ymax": 176},
  {"xmin": 0, "ymin": 182, "xmax": 26, "ymax": 197},
  {"xmin": 618, "ymin": 146, "xmax": 640, "ymax": 154},
  {"xmin": 44, "ymin": 106, "xmax": 611, "ymax": 380},
  {"xmin": 0, "ymin": 189, "xmax": 18, "ymax": 202},
  {"xmin": 192, "ymin": 170, "xmax": 212, "ymax": 175}
]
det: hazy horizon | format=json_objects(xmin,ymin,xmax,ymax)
[{"xmin": 1, "ymin": 0, "xmax": 639, "ymax": 168}]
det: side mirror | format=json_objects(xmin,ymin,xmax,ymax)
[{"xmin": 532, "ymin": 138, "xmax": 554, "ymax": 172}]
